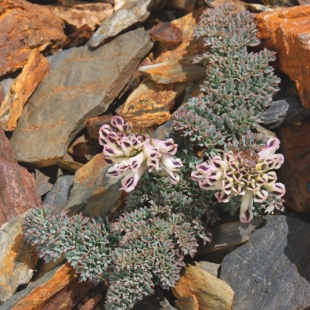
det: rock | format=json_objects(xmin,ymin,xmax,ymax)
[
  {"xmin": 220, "ymin": 214, "xmax": 310, "ymax": 310},
  {"xmin": 277, "ymin": 118, "xmax": 310, "ymax": 213},
  {"xmin": 11, "ymin": 28, "xmax": 153, "ymax": 168},
  {"xmin": 260, "ymin": 0, "xmax": 297, "ymax": 6},
  {"xmin": 63, "ymin": 24, "xmax": 93, "ymax": 49},
  {"xmin": 0, "ymin": 263, "xmax": 93, "ymax": 310},
  {"xmin": 246, "ymin": 3, "xmax": 274, "ymax": 13},
  {"xmin": 150, "ymin": 22, "xmax": 183, "ymax": 44},
  {"xmin": 56, "ymin": 159, "xmax": 84, "ymax": 173},
  {"xmin": 47, "ymin": 2, "xmax": 113, "ymax": 32},
  {"xmin": 0, "ymin": 213, "xmax": 38, "ymax": 305},
  {"xmin": 62, "ymin": 154, "xmax": 124, "ymax": 217},
  {"xmin": 139, "ymin": 58, "xmax": 206, "ymax": 84},
  {"xmin": 0, "ymin": 50, "xmax": 50, "ymax": 131},
  {"xmin": 68, "ymin": 136, "xmax": 88, "ymax": 163},
  {"xmin": 172, "ymin": 264, "xmax": 234, "ymax": 310},
  {"xmin": 166, "ymin": 0, "xmax": 200, "ymax": 12},
  {"xmin": 85, "ymin": 115, "xmax": 113, "ymax": 140},
  {"xmin": 256, "ymin": 5, "xmax": 310, "ymax": 108},
  {"xmin": 298, "ymin": 0, "xmax": 310, "ymax": 4},
  {"xmin": 198, "ymin": 218, "xmax": 264, "ymax": 255},
  {"xmin": 43, "ymin": 175, "xmax": 74, "ymax": 209},
  {"xmin": 89, "ymin": 0, "xmax": 167, "ymax": 48},
  {"xmin": 174, "ymin": 295, "xmax": 199, "ymax": 310},
  {"xmin": 0, "ymin": 0, "xmax": 66, "ymax": 78},
  {"xmin": 0, "ymin": 128, "xmax": 41, "ymax": 226},
  {"xmin": 79, "ymin": 293, "xmax": 103, "ymax": 310},
  {"xmin": 196, "ymin": 261, "xmax": 220, "ymax": 277},
  {"xmin": 34, "ymin": 166, "xmax": 60, "ymax": 197},
  {"xmin": 204, "ymin": 0, "xmax": 246, "ymax": 11},
  {"xmin": 264, "ymin": 97, "xmax": 310, "ymax": 129}
]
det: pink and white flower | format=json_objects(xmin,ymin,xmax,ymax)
[{"xmin": 191, "ymin": 137, "xmax": 286, "ymax": 223}]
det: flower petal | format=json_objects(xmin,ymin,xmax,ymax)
[{"xmin": 239, "ymin": 190, "xmax": 254, "ymax": 223}]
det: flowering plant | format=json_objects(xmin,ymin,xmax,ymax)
[{"xmin": 99, "ymin": 116, "xmax": 183, "ymax": 192}]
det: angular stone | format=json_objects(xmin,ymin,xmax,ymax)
[
  {"xmin": 220, "ymin": 215, "xmax": 310, "ymax": 310},
  {"xmin": 11, "ymin": 28, "xmax": 153, "ymax": 168},
  {"xmin": 172, "ymin": 265, "xmax": 234, "ymax": 310},
  {"xmin": 0, "ymin": 263, "xmax": 93, "ymax": 310},
  {"xmin": 0, "ymin": 128, "xmax": 41, "ymax": 226},
  {"xmin": 118, "ymin": 80, "xmax": 187, "ymax": 122},
  {"xmin": 56, "ymin": 159, "xmax": 84, "ymax": 173},
  {"xmin": 139, "ymin": 58, "xmax": 206, "ymax": 84},
  {"xmin": 277, "ymin": 119, "xmax": 310, "ymax": 213},
  {"xmin": 260, "ymin": 0, "xmax": 297, "ymax": 6},
  {"xmin": 167, "ymin": 0, "xmax": 199, "ymax": 12},
  {"xmin": 256, "ymin": 6, "xmax": 310, "ymax": 108},
  {"xmin": 43, "ymin": 175, "xmax": 74, "ymax": 209},
  {"xmin": 0, "ymin": 0, "xmax": 66, "ymax": 78},
  {"xmin": 34, "ymin": 166, "xmax": 60, "ymax": 197},
  {"xmin": 47, "ymin": 2, "xmax": 113, "ymax": 32},
  {"xmin": 198, "ymin": 218, "xmax": 264, "ymax": 255},
  {"xmin": 175, "ymin": 295, "xmax": 199, "ymax": 310},
  {"xmin": 0, "ymin": 213, "xmax": 38, "ymax": 305},
  {"xmin": 63, "ymin": 24, "xmax": 93, "ymax": 49},
  {"xmin": 264, "ymin": 97, "xmax": 310, "ymax": 129},
  {"xmin": 150, "ymin": 22, "xmax": 183, "ymax": 44},
  {"xmin": 89, "ymin": 0, "xmax": 167, "ymax": 48},
  {"xmin": 62, "ymin": 154, "xmax": 124, "ymax": 217},
  {"xmin": 204, "ymin": 0, "xmax": 246, "ymax": 12},
  {"xmin": 196, "ymin": 261, "xmax": 220, "ymax": 277},
  {"xmin": 0, "ymin": 50, "xmax": 50, "ymax": 131}
]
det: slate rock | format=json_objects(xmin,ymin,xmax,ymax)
[
  {"xmin": 277, "ymin": 119, "xmax": 310, "ymax": 213},
  {"xmin": 0, "ymin": 0, "xmax": 66, "ymax": 78},
  {"xmin": 62, "ymin": 154, "xmax": 123, "ymax": 217},
  {"xmin": 0, "ymin": 49, "xmax": 50, "ymax": 131},
  {"xmin": 256, "ymin": 6, "xmax": 310, "ymax": 108},
  {"xmin": 43, "ymin": 175, "xmax": 74, "ymax": 209},
  {"xmin": 220, "ymin": 214, "xmax": 310, "ymax": 310},
  {"xmin": 89, "ymin": 0, "xmax": 167, "ymax": 48},
  {"xmin": 34, "ymin": 166, "xmax": 60, "ymax": 197},
  {"xmin": 11, "ymin": 28, "xmax": 153, "ymax": 168},
  {"xmin": 172, "ymin": 264, "xmax": 234, "ymax": 310},
  {"xmin": 264, "ymin": 97, "xmax": 310, "ymax": 129},
  {"xmin": 0, "ymin": 128, "xmax": 41, "ymax": 226},
  {"xmin": 0, "ymin": 213, "xmax": 37, "ymax": 305},
  {"xmin": 0, "ymin": 263, "xmax": 93, "ymax": 310}
]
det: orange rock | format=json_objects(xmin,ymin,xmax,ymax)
[
  {"xmin": 0, "ymin": 0, "xmax": 66, "ymax": 78},
  {"xmin": 175, "ymin": 295, "xmax": 199, "ymax": 310},
  {"xmin": 172, "ymin": 265, "xmax": 234, "ymax": 310},
  {"xmin": 0, "ymin": 50, "xmax": 50, "ymax": 131},
  {"xmin": 150, "ymin": 22, "xmax": 183, "ymax": 44},
  {"xmin": 278, "ymin": 119, "xmax": 310, "ymax": 213},
  {"xmin": 256, "ymin": 5, "xmax": 310, "ymax": 108}
]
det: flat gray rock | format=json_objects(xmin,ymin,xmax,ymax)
[
  {"xmin": 89, "ymin": 0, "xmax": 167, "ymax": 48},
  {"xmin": 43, "ymin": 175, "xmax": 74, "ymax": 209},
  {"xmin": 220, "ymin": 214, "xmax": 310, "ymax": 310},
  {"xmin": 11, "ymin": 28, "xmax": 153, "ymax": 168},
  {"xmin": 264, "ymin": 97, "xmax": 310, "ymax": 129}
]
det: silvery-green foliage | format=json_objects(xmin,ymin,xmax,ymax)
[
  {"xmin": 23, "ymin": 207, "xmax": 114, "ymax": 284},
  {"xmin": 174, "ymin": 4, "xmax": 280, "ymax": 141},
  {"xmin": 105, "ymin": 204, "xmax": 208, "ymax": 310}
]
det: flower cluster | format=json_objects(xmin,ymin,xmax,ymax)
[
  {"xmin": 99, "ymin": 116, "xmax": 182, "ymax": 192},
  {"xmin": 191, "ymin": 137, "xmax": 286, "ymax": 223}
]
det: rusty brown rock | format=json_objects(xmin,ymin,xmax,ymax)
[
  {"xmin": 277, "ymin": 119, "xmax": 310, "ymax": 213},
  {"xmin": 1, "ymin": 263, "xmax": 93, "ymax": 310},
  {"xmin": 79, "ymin": 293, "xmax": 103, "ymax": 310},
  {"xmin": 0, "ymin": 0, "xmax": 66, "ymax": 78},
  {"xmin": 47, "ymin": 2, "xmax": 113, "ymax": 32},
  {"xmin": 256, "ymin": 6, "xmax": 310, "ymax": 108},
  {"xmin": 0, "ymin": 50, "xmax": 50, "ymax": 131},
  {"xmin": 0, "ymin": 212, "xmax": 38, "ymax": 304},
  {"xmin": 139, "ymin": 58, "xmax": 206, "ymax": 84},
  {"xmin": 172, "ymin": 265, "xmax": 234, "ymax": 310},
  {"xmin": 175, "ymin": 295, "xmax": 199, "ymax": 310},
  {"xmin": 150, "ymin": 22, "xmax": 183, "ymax": 44},
  {"xmin": 167, "ymin": 0, "xmax": 200, "ymax": 12},
  {"xmin": 63, "ymin": 24, "xmax": 93, "ymax": 48},
  {"xmin": 63, "ymin": 154, "xmax": 124, "ymax": 217},
  {"xmin": 0, "ymin": 128, "xmax": 41, "ymax": 226}
]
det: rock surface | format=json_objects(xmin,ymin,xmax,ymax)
[
  {"xmin": 172, "ymin": 264, "xmax": 234, "ymax": 310},
  {"xmin": 11, "ymin": 28, "xmax": 153, "ymax": 168},
  {"xmin": 278, "ymin": 118, "xmax": 310, "ymax": 213},
  {"xmin": 264, "ymin": 97, "xmax": 310, "ymax": 129},
  {"xmin": 0, "ymin": 213, "xmax": 37, "ymax": 305},
  {"xmin": 0, "ymin": 128, "xmax": 41, "ymax": 226},
  {"xmin": 89, "ymin": 0, "xmax": 167, "ymax": 47},
  {"xmin": 0, "ymin": 50, "xmax": 50, "ymax": 131},
  {"xmin": 62, "ymin": 154, "xmax": 123, "ymax": 217},
  {"xmin": 0, "ymin": 0, "xmax": 66, "ymax": 78},
  {"xmin": 0, "ymin": 263, "xmax": 93, "ymax": 310},
  {"xmin": 256, "ymin": 5, "xmax": 310, "ymax": 108},
  {"xmin": 220, "ymin": 214, "xmax": 310, "ymax": 310}
]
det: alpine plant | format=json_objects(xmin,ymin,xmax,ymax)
[
  {"xmin": 99, "ymin": 116, "xmax": 182, "ymax": 192},
  {"xmin": 191, "ymin": 137, "xmax": 286, "ymax": 223}
]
